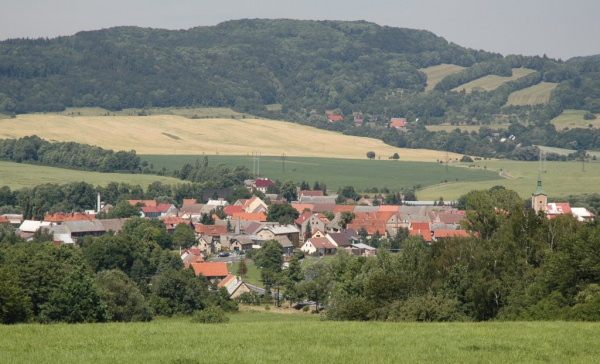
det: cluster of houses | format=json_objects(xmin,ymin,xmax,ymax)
[
  {"xmin": 1, "ymin": 176, "xmax": 595, "ymax": 293},
  {"xmin": 325, "ymin": 110, "xmax": 408, "ymax": 130}
]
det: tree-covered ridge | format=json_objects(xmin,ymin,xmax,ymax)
[{"xmin": 1, "ymin": 19, "xmax": 600, "ymax": 156}]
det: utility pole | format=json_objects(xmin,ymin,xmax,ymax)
[
  {"xmin": 281, "ymin": 153, "xmax": 285, "ymax": 172},
  {"xmin": 445, "ymin": 152, "xmax": 449, "ymax": 172}
]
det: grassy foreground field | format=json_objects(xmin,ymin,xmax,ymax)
[
  {"xmin": 452, "ymin": 68, "xmax": 536, "ymax": 93},
  {"xmin": 419, "ymin": 63, "xmax": 466, "ymax": 91},
  {"xmin": 551, "ymin": 109, "xmax": 600, "ymax": 130},
  {"xmin": 1, "ymin": 313, "xmax": 599, "ymax": 363},
  {"xmin": 142, "ymin": 155, "xmax": 500, "ymax": 193},
  {"xmin": 0, "ymin": 113, "xmax": 461, "ymax": 162},
  {"xmin": 505, "ymin": 81, "xmax": 557, "ymax": 106},
  {"xmin": 419, "ymin": 159, "xmax": 600, "ymax": 200},
  {"xmin": 0, "ymin": 161, "xmax": 180, "ymax": 189}
]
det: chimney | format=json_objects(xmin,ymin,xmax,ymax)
[
  {"xmin": 97, "ymin": 193, "xmax": 101, "ymax": 214},
  {"xmin": 235, "ymin": 217, "xmax": 241, "ymax": 234}
]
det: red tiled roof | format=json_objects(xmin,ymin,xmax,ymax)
[
  {"xmin": 378, "ymin": 205, "xmax": 400, "ymax": 212},
  {"xmin": 547, "ymin": 203, "xmax": 572, "ymax": 215},
  {"xmin": 411, "ymin": 222, "xmax": 431, "ymax": 231},
  {"xmin": 182, "ymin": 199, "xmax": 197, "ymax": 205},
  {"xmin": 0, "ymin": 216, "xmax": 10, "ymax": 224},
  {"xmin": 128, "ymin": 200, "xmax": 157, "ymax": 207},
  {"xmin": 299, "ymin": 190, "xmax": 324, "ymax": 198},
  {"xmin": 195, "ymin": 224, "xmax": 228, "ymax": 236},
  {"xmin": 224, "ymin": 205, "xmax": 244, "ymax": 215},
  {"xmin": 254, "ymin": 179, "xmax": 275, "ymax": 188},
  {"xmin": 141, "ymin": 203, "xmax": 174, "ymax": 214},
  {"xmin": 44, "ymin": 213, "xmax": 96, "ymax": 222},
  {"xmin": 291, "ymin": 203, "xmax": 314, "ymax": 214},
  {"xmin": 334, "ymin": 205, "xmax": 355, "ymax": 214},
  {"xmin": 328, "ymin": 115, "xmax": 343, "ymax": 121},
  {"xmin": 410, "ymin": 229, "xmax": 432, "ymax": 242},
  {"xmin": 232, "ymin": 212, "xmax": 267, "ymax": 222},
  {"xmin": 433, "ymin": 230, "xmax": 469, "ymax": 239},
  {"xmin": 295, "ymin": 211, "xmax": 313, "ymax": 225},
  {"xmin": 190, "ymin": 262, "xmax": 229, "ymax": 278},
  {"xmin": 217, "ymin": 274, "xmax": 236, "ymax": 288}
]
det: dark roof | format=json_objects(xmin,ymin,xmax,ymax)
[{"xmin": 203, "ymin": 188, "xmax": 231, "ymax": 201}]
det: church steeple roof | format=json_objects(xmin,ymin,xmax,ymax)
[{"xmin": 533, "ymin": 174, "xmax": 546, "ymax": 196}]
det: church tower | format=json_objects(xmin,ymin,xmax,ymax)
[{"xmin": 531, "ymin": 174, "xmax": 547, "ymax": 213}]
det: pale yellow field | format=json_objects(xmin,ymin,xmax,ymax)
[
  {"xmin": 550, "ymin": 109, "xmax": 600, "ymax": 130},
  {"xmin": 452, "ymin": 68, "xmax": 536, "ymax": 93},
  {"xmin": 505, "ymin": 82, "xmax": 557, "ymax": 106},
  {"xmin": 0, "ymin": 114, "xmax": 462, "ymax": 162},
  {"xmin": 419, "ymin": 64, "xmax": 466, "ymax": 91}
]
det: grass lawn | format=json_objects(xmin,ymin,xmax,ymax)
[
  {"xmin": 419, "ymin": 63, "xmax": 466, "ymax": 91},
  {"xmin": 505, "ymin": 81, "xmax": 557, "ymax": 106},
  {"xmin": 141, "ymin": 155, "xmax": 501, "ymax": 193},
  {"xmin": 228, "ymin": 259, "xmax": 263, "ymax": 287},
  {"xmin": 0, "ymin": 161, "xmax": 181, "ymax": 189},
  {"xmin": 1, "ymin": 313, "xmax": 599, "ymax": 363},
  {"xmin": 418, "ymin": 159, "xmax": 600, "ymax": 200},
  {"xmin": 551, "ymin": 109, "xmax": 600, "ymax": 130},
  {"xmin": 452, "ymin": 68, "xmax": 536, "ymax": 93}
]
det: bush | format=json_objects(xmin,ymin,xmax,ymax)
[
  {"xmin": 583, "ymin": 112, "xmax": 596, "ymax": 120},
  {"xmin": 387, "ymin": 292, "xmax": 469, "ymax": 322},
  {"xmin": 460, "ymin": 155, "xmax": 474, "ymax": 163},
  {"xmin": 191, "ymin": 306, "xmax": 230, "ymax": 324},
  {"xmin": 236, "ymin": 291, "xmax": 261, "ymax": 305}
]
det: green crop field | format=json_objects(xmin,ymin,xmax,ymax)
[
  {"xmin": 505, "ymin": 81, "xmax": 557, "ymax": 106},
  {"xmin": 418, "ymin": 159, "xmax": 600, "ymax": 200},
  {"xmin": 419, "ymin": 63, "xmax": 466, "ymax": 91},
  {"xmin": 0, "ymin": 161, "xmax": 180, "ymax": 189},
  {"xmin": 452, "ymin": 68, "xmax": 536, "ymax": 93},
  {"xmin": 551, "ymin": 109, "xmax": 600, "ymax": 130},
  {"xmin": 1, "ymin": 313, "xmax": 599, "ymax": 363},
  {"xmin": 141, "ymin": 155, "xmax": 501, "ymax": 193}
]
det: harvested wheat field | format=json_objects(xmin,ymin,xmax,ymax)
[{"xmin": 0, "ymin": 114, "xmax": 461, "ymax": 162}]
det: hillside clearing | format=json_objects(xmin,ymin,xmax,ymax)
[
  {"xmin": 0, "ymin": 113, "xmax": 462, "ymax": 162},
  {"xmin": 551, "ymin": 109, "xmax": 600, "ymax": 130},
  {"xmin": 452, "ymin": 68, "xmax": 536, "ymax": 93},
  {"xmin": 505, "ymin": 81, "xmax": 557, "ymax": 106},
  {"xmin": 1, "ymin": 314, "xmax": 599, "ymax": 363},
  {"xmin": 419, "ymin": 63, "xmax": 466, "ymax": 91},
  {"xmin": 0, "ymin": 161, "xmax": 180, "ymax": 189}
]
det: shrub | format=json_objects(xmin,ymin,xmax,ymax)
[
  {"xmin": 191, "ymin": 306, "xmax": 230, "ymax": 324},
  {"xmin": 460, "ymin": 155, "xmax": 474, "ymax": 163},
  {"xmin": 264, "ymin": 305, "xmax": 271, "ymax": 311},
  {"xmin": 583, "ymin": 112, "xmax": 596, "ymax": 120},
  {"xmin": 302, "ymin": 305, "xmax": 310, "ymax": 312},
  {"xmin": 388, "ymin": 292, "xmax": 469, "ymax": 322}
]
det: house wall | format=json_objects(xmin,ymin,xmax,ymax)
[{"xmin": 301, "ymin": 242, "xmax": 316, "ymax": 254}]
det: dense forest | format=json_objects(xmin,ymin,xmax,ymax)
[{"xmin": 1, "ymin": 19, "xmax": 600, "ymax": 157}]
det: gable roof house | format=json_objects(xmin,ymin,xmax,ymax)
[
  {"xmin": 241, "ymin": 196, "xmax": 268, "ymax": 213},
  {"xmin": 255, "ymin": 224, "xmax": 301, "ymax": 248},
  {"xmin": 218, "ymin": 275, "xmax": 252, "ymax": 298},
  {"xmin": 250, "ymin": 178, "xmax": 275, "ymax": 193},
  {"xmin": 301, "ymin": 237, "xmax": 337, "ymax": 256},
  {"xmin": 140, "ymin": 203, "xmax": 177, "ymax": 218},
  {"xmin": 326, "ymin": 229, "xmax": 361, "ymax": 248},
  {"xmin": 389, "ymin": 118, "xmax": 407, "ymax": 131},
  {"xmin": 295, "ymin": 212, "xmax": 330, "ymax": 241},
  {"xmin": 190, "ymin": 262, "xmax": 229, "ymax": 283},
  {"xmin": 327, "ymin": 114, "xmax": 343, "ymax": 122}
]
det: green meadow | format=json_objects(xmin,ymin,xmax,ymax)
[
  {"xmin": 141, "ymin": 155, "xmax": 501, "ymax": 193},
  {"xmin": 0, "ymin": 161, "xmax": 180, "ymax": 189},
  {"xmin": 1, "ymin": 312, "xmax": 599, "ymax": 363},
  {"xmin": 418, "ymin": 159, "xmax": 600, "ymax": 200},
  {"xmin": 551, "ymin": 109, "xmax": 600, "ymax": 130}
]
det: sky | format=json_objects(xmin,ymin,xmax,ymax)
[{"xmin": 1, "ymin": 0, "xmax": 599, "ymax": 60}]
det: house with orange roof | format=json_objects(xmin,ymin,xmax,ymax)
[
  {"xmin": 44, "ymin": 212, "xmax": 96, "ymax": 223},
  {"xmin": 295, "ymin": 211, "xmax": 330, "ymax": 240},
  {"xmin": 327, "ymin": 114, "xmax": 343, "ymax": 122},
  {"xmin": 128, "ymin": 199, "xmax": 157, "ymax": 207},
  {"xmin": 223, "ymin": 205, "xmax": 244, "ymax": 216},
  {"xmin": 433, "ymin": 230, "xmax": 469, "ymax": 241},
  {"xmin": 0, "ymin": 215, "xmax": 10, "ymax": 225},
  {"xmin": 217, "ymin": 274, "xmax": 252, "ymax": 298},
  {"xmin": 291, "ymin": 203, "xmax": 314, "ymax": 214},
  {"xmin": 190, "ymin": 262, "xmax": 229, "ymax": 282},
  {"xmin": 389, "ymin": 118, "xmax": 407, "ymax": 131},
  {"xmin": 232, "ymin": 212, "xmax": 267, "ymax": 222}
]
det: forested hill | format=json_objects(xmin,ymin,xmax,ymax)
[{"xmin": 1, "ymin": 19, "xmax": 600, "ymax": 157}]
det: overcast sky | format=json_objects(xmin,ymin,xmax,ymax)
[{"xmin": 1, "ymin": 0, "xmax": 599, "ymax": 60}]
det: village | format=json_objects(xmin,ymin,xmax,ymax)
[{"xmin": 1, "ymin": 175, "xmax": 595, "ymax": 301}]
